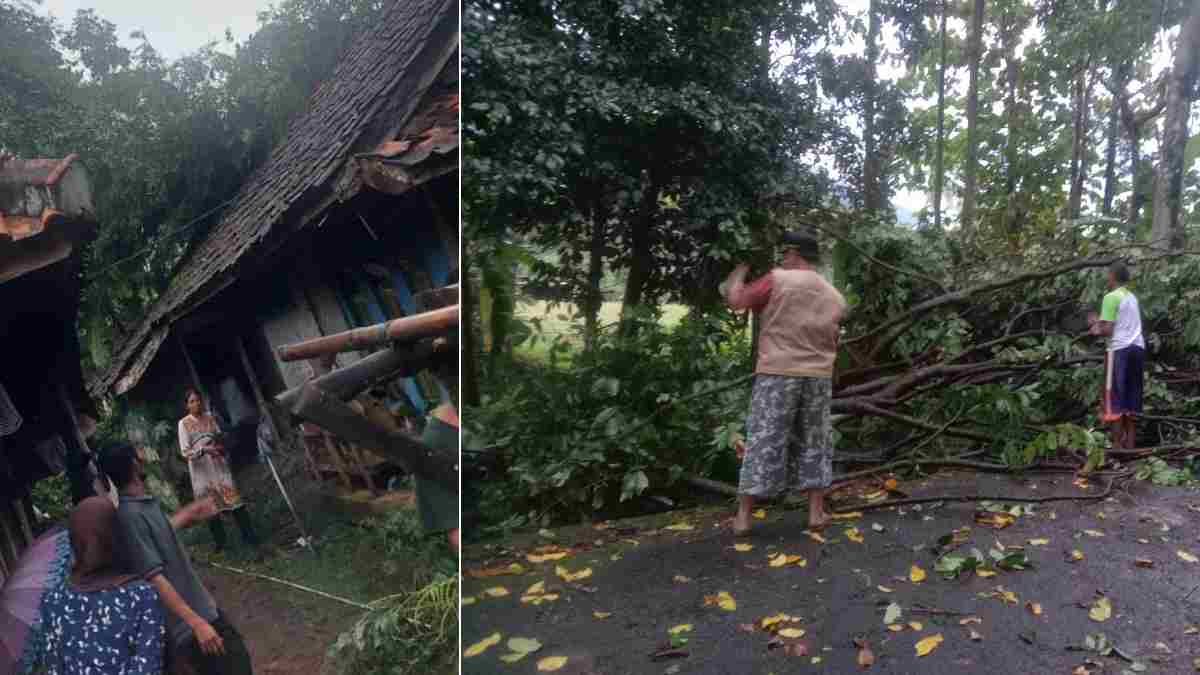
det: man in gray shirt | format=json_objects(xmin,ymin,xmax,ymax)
[{"xmin": 99, "ymin": 442, "xmax": 253, "ymax": 674}]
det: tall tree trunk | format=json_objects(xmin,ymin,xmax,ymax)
[
  {"xmin": 1149, "ymin": 0, "xmax": 1200, "ymax": 250},
  {"xmin": 934, "ymin": 0, "xmax": 948, "ymax": 231},
  {"xmin": 862, "ymin": 0, "xmax": 883, "ymax": 213},
  {"xmin": 1068, "ymin": 63, "xmax": 1094, "ymax": 221},
  {"xmin": 1102, "ymin": 67, "xmax": 1122, "ymax": 217},
  {"xmin": 961, "ymin": 0, "xmax": 986, "ymax": 233},
  {"xmin": 461, "ymin": 253, "xmax": 481, "ymax": 407},
  {"xmin": 619, "ymin": 177, "xmax": 661, "ymax": 335},
  {"xmin": 1001, "ymin": 8, "xmax": 1022, "ymax": 238},
  {"xmin": 583, "ymin": 201, "xmax": 608, "ymax": 351}
]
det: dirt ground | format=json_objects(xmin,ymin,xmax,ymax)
[
  {"xmin": 200, "ymin": 564, "xmax": 361, "ymax": 674},
  {"xmin": 463, "ymin": 471, "xmax": 1200, "ymax": 674}
]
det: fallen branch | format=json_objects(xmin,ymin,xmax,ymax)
[{"xmin": 831, "ymin": 472, "xmax": 1129, "ymax": 513}]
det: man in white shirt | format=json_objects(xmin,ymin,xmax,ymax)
[{"xmin": 1088, "ymin": 262, "xmax": 1145, "ymax": 449}]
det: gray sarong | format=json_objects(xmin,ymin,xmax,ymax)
[{"xmin": 738, "ymin": 374, "xmax": 833, "ymax": 497}]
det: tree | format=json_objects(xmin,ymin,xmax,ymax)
[
  {"xmin": 1150, "ymin": 0, "xmax": 1200, "ymax": 249},
  {"xmin": 960, "ymin": 0, "xmax": 986, "ymax": 232},
  {"xmin": 933, "ymin": 0, "xmax": 949, "ymax": 231}
]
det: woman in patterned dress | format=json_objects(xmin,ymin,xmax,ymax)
[
  {"xmin": 35, "ymin": 496, "xmax": 166, "ymax": 674},
  {"xmin": 178, "ymin": 389, "xmax": 258, "ymax": 551}
]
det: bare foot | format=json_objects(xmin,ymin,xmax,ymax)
[
  {"xmin": 807, "ymin": 512, "xmax": 832, "ymax": 531},
  {"xmin": 732, "ymin": 512, "xmax": 752, "ymax": 536}
]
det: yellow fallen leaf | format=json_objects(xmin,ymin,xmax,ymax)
[
  {"xmin": 673, "ymin": 575, "xmax": 692, "ymax": 583},
  {"xmin": 520, "ymin": 593, "xmax": 560, "ymax": 605},
  {"xmin": 704, "ymin": 591, "xmax": 737, "ymax": 611},
  {"xmin": 1070, "ymin": 550, "xmax": 1085, "ymax": 562},
  {"xmin": 845, "ymin": 528, "xmax": 865, "ymax": 543},
  {"xmin": 975, "ymin": 512, "xmax": 1016, "ymax": 529},
  {"xmin": 507, "ymin": 637, "xmax": 543, "ymax": 654},
  {"xmin": 959, "ymin": 616, "xmax": 983, "ymax": 625},
  {"xmin": 1179, "ymin": 550, "xmax": 1200, "ymax": 563},
  {"xmin": 806, "ymin": 531, "xmax": 827, "ymax": 544},
  {"xmin": 734, "ymin": 543, "xmax": 754, "ymax": 552},
  {"xmin": 527, "ymin": 551, "xmax": 569, "ymax": 563},
  {"xmin": 769, "ymin": 553, "xmax": 806, "ymax": 568},
  {"xmin": 778, "ymin": 628, "xmax": 806, "ymax": 639},
  {"xmin": 864, "ymin": 490, "xmax": 887, "ymax": 501},
  {"xmin": 526, "ymin": 581, "xmax": 546, "ymax": 595},
  {"xmin": 464, "ymin": 632, "xmax": 501, "ymax": 658},
  {"xmin": 878, "ymin": 585, "xmax": 895, "ymax": 593},
  {"xmin": 483, "ymin": 586, "xmax": 510, "ymax": 598},
  {"xmin": 593, "ymin": 611, "xmax": 612, "ymax": 619},
  {"xmin": 887, "ymin": 624, "xmax": 905, "ymax": 632},
  {"xmin": 976, "ymin": 568, "xmax": 997, "ymax": 578},
  {"xmin": 1185, "ymin": 626, "xmax": 1200, "ymax": 635},
  {"xmin": 832, "ymin": 511, "xmax": 864, "ymax": 520},
  {"xmin": 1027, "ymin": 602, "xmax": 1043, "ymax": 616},
  {"xmin": 752, "ymin": 509, "xmax": 767, "ymax": 519},
  {"xmin": 811, "ymin": 656, "xmax": 823, "ymax": 664},
  {"xmin": 761, "ymin": 613, "xmax": 797, "ymax": 629},
  {"xmin": 1089, "ymin": 596, "xmax": 1112, "ymax": 622},
  {"xmin": 1082, "ymin": 529, "xmax": 1105, "ymax": 538},
  {"xmin": 555, "ymin": 565, "xmax": 593, "ymax": 582},
  {"xmin": 537, "ymin": 656, "xmax": 569, "ymax": 672},
  {"xmin": 909, "ymin": 621, "xmax": 924, "ymax": 631},
  {"xmin": 665, "ymin": 522, "xmax": 694, "ymax": 531},
  {"xmin": 1028, "ymin": 538, "xmax": 1050, "ymax": 546},
  {"xmin": 669, "ymin": 624, "xmax": 693, "ymax": 635},
  {"xmin": 915, "ymin": 633, "xmax": 944, "ymax": 656},
  {"xmin": 910, "ymin": 565, "xmax": 927, "ymax": 583},
  {"xmin": 467, "ymin": 562, "xmax": 526, "ymax": 578},
  {"xmin": 462, "ymin": 596, "xmax": 477, "ymax": 606}
]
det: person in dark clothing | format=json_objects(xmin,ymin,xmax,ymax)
[{"xmin": 98, "ymin": 442, "xmax": 254, "ymax": 675}]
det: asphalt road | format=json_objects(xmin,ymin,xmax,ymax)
[{"xmin": 464, "ymin": 471, "xmax": 1200, "ymax": 674}]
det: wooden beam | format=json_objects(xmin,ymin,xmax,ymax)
[
  {"xmin": 275, "ymin": 337, "xmax": 450, "ymax": 409},
  {"xmin": 276, "ymin": 305, "xmax": 458, "ymax": 362},
  {"xmin": 291, "ymin": 383, "xmax": 457, "ymax": 494}
]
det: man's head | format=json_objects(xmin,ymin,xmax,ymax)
[
  {"xmin": 1108, "ymin": 261, "xmax": 1130, "ymax": 290},
  {"xmin": 96, "ymin": 442, "xmax": 145, "ymax": 491},
  {"xmin": 780, "ymin": 231, "xmax": 821, "ymax": 268}
]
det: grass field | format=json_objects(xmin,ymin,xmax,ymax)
[{"xmin": 512, "ymin": 299, "xmax": 690, "ymax": 363}]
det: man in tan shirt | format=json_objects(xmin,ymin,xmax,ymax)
[{"xmin": 722, "ymin": 231, "xmax": 847, "ymax": 535}]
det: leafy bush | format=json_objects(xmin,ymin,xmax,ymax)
[
  {"xmin": 327, "ymin": 509, "xmax": 458, "ymax": 674},
  {"xmin": 30, "ymin": 474, "xmax": 71, "ymax": 530},
  {"xmin": 470, "ymin": 311, "xmax": 751, "ymax": 528}
]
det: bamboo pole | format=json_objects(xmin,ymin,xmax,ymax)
[{"xmin": 276, "ymin": 305, "xmax": 458, "ymax": 362}]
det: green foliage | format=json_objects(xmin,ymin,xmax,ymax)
[
  {"xmin": 30, "ymin": 474, "xmax": 71, "ymax": 529},
  {"xmin": 1016, "ymin": 424, "xmax": 1105, "ymax": 469},
  {"xmin": 327, "ymin": 509, "xmax": 457, "ymax": 674},
  {"xmin": 469, "ymin": 313, "xmax": 751, "ymax": 527},
  {"xmin": 1134, "ymin": 457, "xmax": 1194, "ymax": 486}
]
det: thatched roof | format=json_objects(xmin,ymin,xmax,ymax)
[{"xmin": 91, "ymin": 0, "xmax": 458, "ymax": 398}]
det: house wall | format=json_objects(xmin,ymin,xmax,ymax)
[{"xmin": 259, "ymin": 281, "xmax": 367, "ymax": 392}]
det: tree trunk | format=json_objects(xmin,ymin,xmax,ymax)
[
  {"xmin": 1149, "ymin": 0, "xmax": 1200, "ymax": 250},
  {"xmin": 1102, "ymin": 68, "xmax": 1122, "ymax": 218},
  {"xmin": 619, "ymin": 177, "xmax": 661, "ymax": 335},
  {"xmin": 1002, "ymin": 9, "xmax": 1022, "ymax": 238},
  {"xmin": 461, "ymin": 254, "xmax": 481, "ymax": 407},
  {"xmin": 934, "ymin": 0, "xmax": 948, "ymax": 231},
  {"xmin": 583, "ymin": 201, "xmax": 607, "ymax": 351},
  {"xmin": 1068, "ymin": 63, "xmax": 1094, "ymax": 221},
  {"xmin": 961, "ymin": 0, "xmax": 986, "ymax": 233},
  {"xmin": 862, "ymin": 0, "xmax": 883, "ymax": 213}
]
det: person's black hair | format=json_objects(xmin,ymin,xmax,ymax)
[
  {"xmin": 781, "ymin": 230, "xmax": 821, "ymax": 265},
  {"xmin": 1110, "ymin": 261, "xmax": 1131, "ymax": 284},
  {"xmin": 96, "ymin": 442, "xmax": 139, "ymax": 489}
]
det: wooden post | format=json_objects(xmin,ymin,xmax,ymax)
[
  {"xmin": 177, "ymin": 332, "xmax": 210, "ymax": 406},
  {"xmin": 292, "ymin": 384, "xmax": 458, "ymax": 494},
  {"xmin": 322, "ymin": 434, "xmax": 354, "ymax": 489},
  {"xmin": 275, "ymin": 338, "xmax": 449, "ymax": 410},
  {"xmin": 57, "ymin": 383, "xmax": 96, "ymax": 504}
]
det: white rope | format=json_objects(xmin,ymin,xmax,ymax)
[{"xmin": 206, "ymin": 561, "xmax": 373, "ymax": 610}]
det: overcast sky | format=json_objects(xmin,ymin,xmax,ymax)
[{"xmin": 39, "ymin": 0, "xmax": 278, "ymax": 59}]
